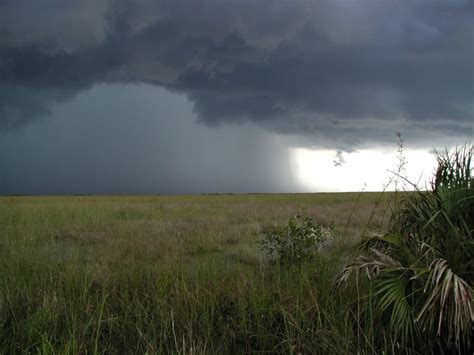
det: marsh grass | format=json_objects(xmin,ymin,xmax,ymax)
[{"xmin": 0, "ymin": 193, "xmax": 393, "ymax": 353}]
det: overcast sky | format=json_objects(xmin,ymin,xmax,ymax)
[{"xmin": 0, "ymin": 0, "xmax": 472, "ymax": 194}]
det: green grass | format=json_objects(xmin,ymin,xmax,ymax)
[{"xmin": 0, "ymin": 193, "xmax": 393, "ymax": 354}]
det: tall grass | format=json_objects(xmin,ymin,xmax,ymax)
[
  {"xmin": 0, "ymin": 193, "xmax": 388, "ymax": 353},
  {"xmin": 0, "ymin": 248, "xmax": 358, "ymax": 352}
]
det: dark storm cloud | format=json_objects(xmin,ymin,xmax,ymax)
[{"xmin": 0, "ymin": 0, "xmax": 472, "ymax": 147}]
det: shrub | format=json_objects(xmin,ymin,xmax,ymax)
[
  {"xmin": 260, "ymin": 209, "xmax": 332, "ymax": 263},
  {"xmin": 339, "ymin": 144, "xmax": 473, "ymax": 353}
]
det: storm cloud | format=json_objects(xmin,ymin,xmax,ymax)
[{"xmin": 1, "ymin": 0, "xmax": 472, "ymax": 148}]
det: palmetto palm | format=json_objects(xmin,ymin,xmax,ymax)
[{"xmin": 340, "ymin": 145, "xmax": 473, "ymax": 353}]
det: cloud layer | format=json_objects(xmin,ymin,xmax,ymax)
[{"xmin": 1, "ymin": 0, "xmax": 473, "ymax": 148}]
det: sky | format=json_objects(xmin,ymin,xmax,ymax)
[{"xmin": 0, "ymin": 0, "xmax": 472, "ymax": 194}]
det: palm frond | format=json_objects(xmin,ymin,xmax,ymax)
[
  {"xmin": 416, "ymin": 258, "xmax": 473, "ymax": 348},
  {"xmin": 372, "ymin": 269, "xmax": 417, "ymax": 345}
]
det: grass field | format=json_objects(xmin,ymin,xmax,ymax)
[
  {"xmin": 1, "ymin": 160, "xmax": 472, "ymax": 355},
  {"xmin": 0, "ymin": 193, "xmax": 408, "ymax": 353},
  {"xmin": 0, "ymin": 193, "xmax": 397, "ymax": 353}
]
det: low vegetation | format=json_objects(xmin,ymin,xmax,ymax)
[
  {"xmin": 0, "ymin": 145, "xmax": 472, "ymax": 354},
  {"xmin": 259, "ymin": 209, "xmax": 333, "ymax": 264}
]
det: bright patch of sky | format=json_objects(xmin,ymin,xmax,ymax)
[{"xmin": 291, "ymin": 148, "xmax": 437, "ymax": 192}]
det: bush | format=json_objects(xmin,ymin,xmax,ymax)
[
  {"xmin": 339, "ymin": 144, "xmax": 473, "ymax": 353},
  {"xmin": 260, "ymin": 210, "xmax": 332, "ymax": 263}
]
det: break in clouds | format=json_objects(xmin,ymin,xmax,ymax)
[{"xmin": 1, "ymin": 0, "xmax": 472, "ymax": 147}]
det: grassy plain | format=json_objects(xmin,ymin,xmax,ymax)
[{"xmin": 1, "ymin": 193, "xmax": 393, "ymax": 353}]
